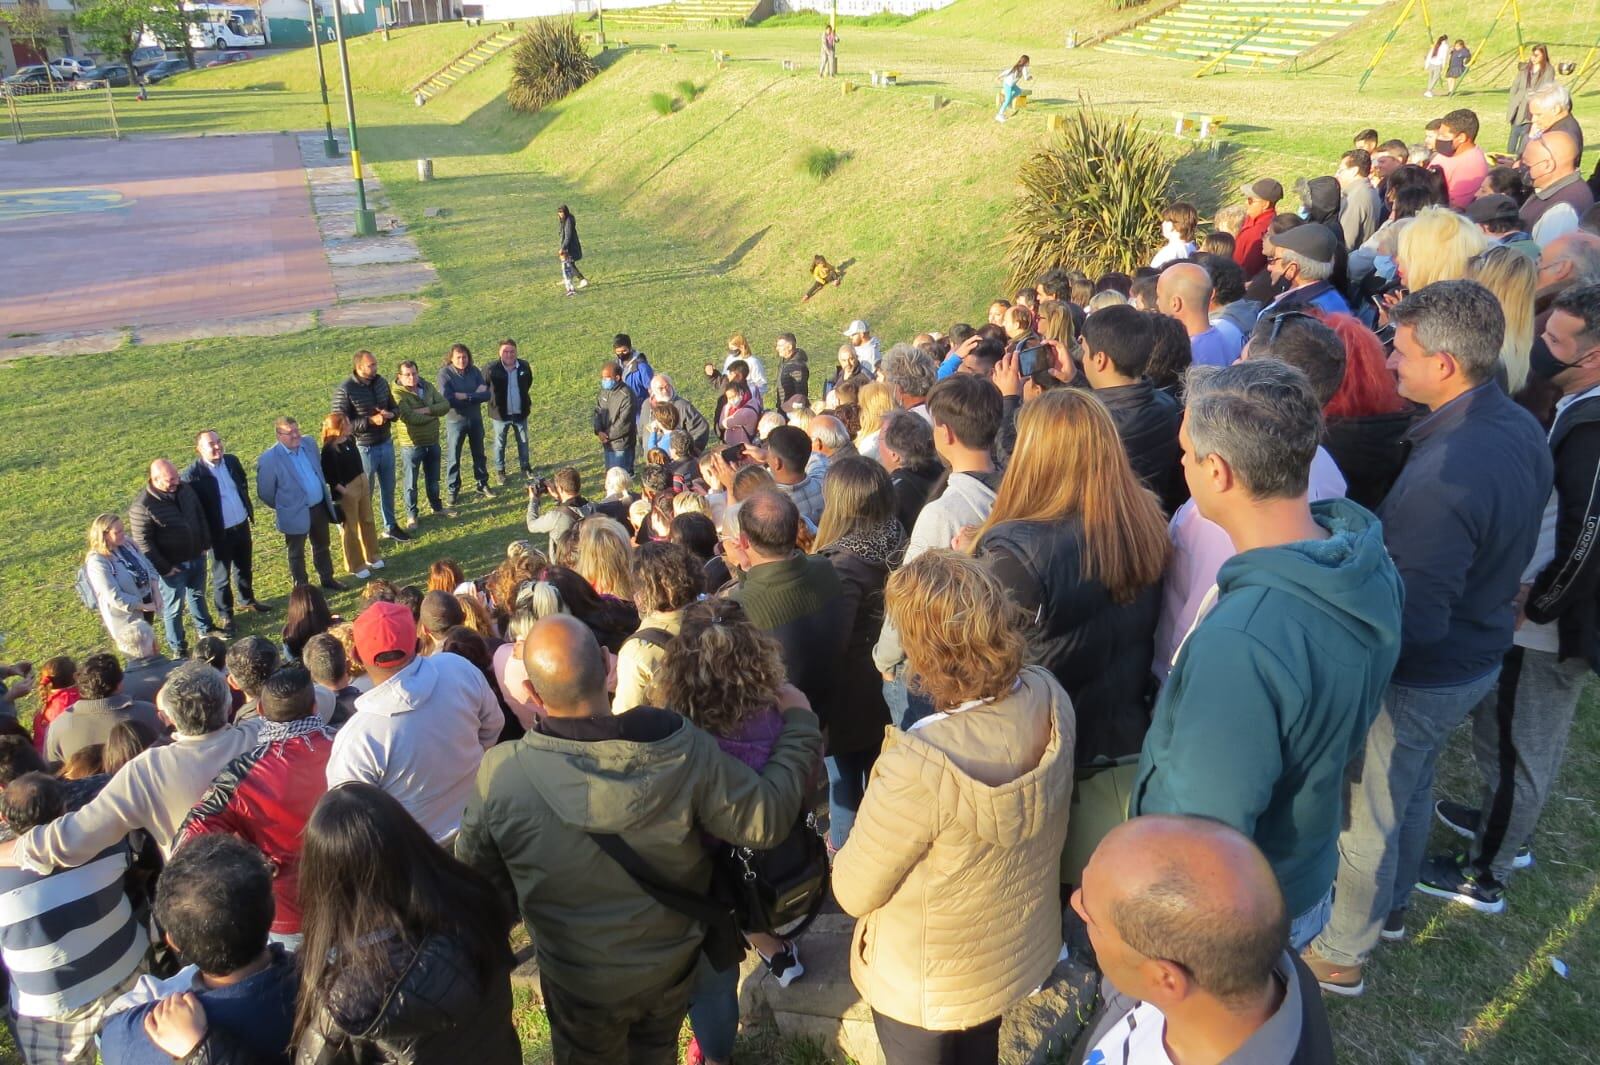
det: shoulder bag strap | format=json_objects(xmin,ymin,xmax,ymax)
[{"xmin": 586, "ymin": 832, "xmax": 729, "ymax": 929}]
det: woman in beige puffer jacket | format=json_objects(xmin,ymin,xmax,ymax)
[{"xmin": 833, "ymin": 551, "xmax": 1075, "ymax": 1063}]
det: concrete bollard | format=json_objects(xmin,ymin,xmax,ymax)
[{"xmin": 417, "ymin": 158, "xmax": 434, "ymax": 182}]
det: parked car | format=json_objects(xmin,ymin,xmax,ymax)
[
  {"xmin": 143, "ymin": 58, "xmax": 191, "ymax": 83},
  {"xmin": 2, "ymin": 65, "xmax": 71, "ymax": 89},
  {"xmin": 130, "ymin": 46, "xmax": 166, "ymax": 71},
  {"xmin": 91, "ymin": 63, "xmax": 132, "ymax": 87},
  {"xmin": 205, "ymin": 50, "xmax": 252, "ymax": 67},
  {"xmin": 49, "ymin": 56, "xmax": 98, "ymax": 78}
]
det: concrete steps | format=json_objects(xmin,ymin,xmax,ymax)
[
  {"xmin": 1096, "ymin": 0, "xmax": 1391, "ymax": 72},
  {"xmin": 409, "ymin": 26, "xmax": 519, "ymax": 104},
  {"xmin": 603, "ymin": 0, "xmax": 762, "ymax": 30}
]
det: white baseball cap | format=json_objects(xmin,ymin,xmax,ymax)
[{"xmin": 842, "ymin": 319, "xmax": 870, "ymax": 336}]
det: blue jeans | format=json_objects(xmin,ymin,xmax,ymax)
[
  {"xmin": 357, "ymin": 439, "xmax": 397, "ymax": 531},
  {"xmin": 883, "ymin": 664, "xmax": 935, "ymax": 731},
  {"xmin": 1314, "ymin": 671, "xmax": 1500, "ymax": 966},
  {"xmin": 603, "ymin": 446, "xmax": 635, "ymax": 474},
  {"xmin": 444, "ymin": 412, "xmax": 488, "ymax": 498},
  {"xmin": 826, "ymin": 748, "xmax": 879, "ymax": 850},
  {"xmin": 492, "ymin": 417, "xmax": 529, "ymax": 478},
  {"xmin": 1289, "ymin": 887, "xmax": 1332, "ymax": 951},
  {"xmin": 158, "ymin": 556, "xmax": 214, "ymax": 656},
  {"xmin": 686, "ymin": 953, "xmax": 739, "ymax": 1062},
  {"xmin": 400, "ymin": 443, "xmax": 442, "ymax": 522}
]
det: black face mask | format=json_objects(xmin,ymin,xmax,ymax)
[
  {"xmin": 1529, "ymin": 342, "xmax": 1576, "ymax": 381},
  {"xmin": 1434, "ymin": 138, "xmax": 1458, "ymax": 158}
]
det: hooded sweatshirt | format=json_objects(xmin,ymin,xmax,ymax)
[
  {"xmin": 326, "ymin": 652, "xmax": 504, "ymax": 842},
  {"xmin": 1133, "ymin": 499, "xmax": 1403, "ymax": 915}
]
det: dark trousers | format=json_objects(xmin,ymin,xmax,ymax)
[
  {"xmin": 445, "ymin": 412, "xmax": 489, "ymax": 498},
  {"xmin": 284, "ymin": 507, "xmax": 335, "ymax": 587},
  {"xmin": 872, "ymin": 1011, "xmax": 1001, "ymax": 1065},
  {"xmin": 541, "ymin": 970, "xmax": 693, "ymax": 1065},
  {"xmin": 209, "ymin": 522, "xmax": 255, "ymax": 623}
]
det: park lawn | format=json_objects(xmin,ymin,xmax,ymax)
[{"xmin": 1, "ymin": 1, "xmax": 1599, "ymax": 1061}]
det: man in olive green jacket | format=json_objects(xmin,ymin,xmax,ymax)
[
  {"xmin": 456, "ymin": 616, "xmax": 821, "ymax": 1065},
  {"xmin": 393, "ymin": 359, "xmax": 452, "ymax": 528}
]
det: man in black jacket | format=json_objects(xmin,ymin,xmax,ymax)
[
  {"xmin": 129, "ymin": 458, "xmax": 217, "ymax": 658},
  {"xmin": 1080, "ymin": 305, "xmax": 1187, "ymax": 514},
  {"xmin": 488, "ymin": 339, "xmax": 533, "ymax": 485},
  {"xmin": 593, "ymin": 360, "xmax": 637, "ymax": 473},
  {"xmin": 332, "ymin": 350, "xmax": 406, "ymax": 541},
  {"xmin": 1419, "ymin": 283, "xmax": 1600, "ymax": 912},
  {"xmin": 184, "ymin": 430, "xmax": 264, "ymax": 635}
]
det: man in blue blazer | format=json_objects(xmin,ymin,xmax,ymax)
[{"xmin": 257, "ymin": 417, "xmax": 344, "ymax": 592}]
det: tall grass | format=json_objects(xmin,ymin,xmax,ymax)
[
  {"xmin": 801, "ymin": 146, "xmax": 845, "ymax": 180},
  {"xmin": 649, "ymin": 90, "xmax": 675, "ymax": 115}
]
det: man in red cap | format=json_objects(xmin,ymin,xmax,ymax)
[{"xmin": 325, "ymin": 600, "xmax": 503, "ymax": 842}]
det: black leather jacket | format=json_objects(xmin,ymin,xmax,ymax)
[
  {"xmin": 295, "ymin": 933, "xmax": 519, "ymax": 1065},
  {"xmin": 1096, "ymin": 380, "xmax": 1187, "ymax": 515}
]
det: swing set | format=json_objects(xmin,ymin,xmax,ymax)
[{"xmin": 1356, "ymin": 0, "xmax": 1600, "ymax": 95}]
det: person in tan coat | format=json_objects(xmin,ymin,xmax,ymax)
[{"xmin": 833, "ymin": 550, "xmax": 1076, "ymax": 1064}]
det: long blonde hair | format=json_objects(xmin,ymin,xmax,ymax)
[
  {"xmin": 1397, "ymin": 206, "xmax": 1490, "ymax": 291},
  {"xmin": 573, "ymin": 516, "xmax": 634, "ymax": 599},
  {"xmin": 856, "ymin": 381, "xmax": 895, "ymax": 445},
  {"xmin": 975, "ymin": 389, "xmax": 1168, "ymax": 604},
  {"xmin": 813, "ymin": 456, "xmax": 896, "ymax": 553},
  {"xmin": 1466, "ymin": 245, "xmax": 1537, "ymax": 392},
  {"xmin": 728, "ymin": 332, "xmax": 753, "ymax": 360},
  {"xmin": 87, "ymin": 513, "xmax": 122, "ymax": 557},
  {"xmin": 1037, "ymin": 300, "xmax": 1076, "ymax": 349}
]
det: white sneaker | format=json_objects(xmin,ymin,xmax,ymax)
[
  {"xmin": 577, "ymin": 278, "xmax": 589, "ymax": 289},
  {"xmin": 996, "ymin": 113, "xmax": 1007, "ymax": 123},
  {"xmin": 370, "ymin": 559, "xmax": 386, "ymax": 569},
  {"xmin": 354, "ymin": 568, "xmax": 371, "ymax": 579},
  {"xmin": 1424, "ymin": 90, "xmax": 1434, "ymax": 98}
]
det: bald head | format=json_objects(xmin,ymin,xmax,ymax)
[
  {"xmin": 1157, "ymin": 263, "xmax": 1214, "ymax": 332},
  {"xmin": 1540, "ymin": 231, "xmax": 1600, "ymax": 299},
  {"xmin": 1081, "ymin": 815, "xmax": 1287, "ymax": 1008},
  {"xmin": 149, "ymin": 459, "xmax": 180, "ymax": 492},
  {"xmin": 1525, "ymin": 131, "xmax": 1580, "ymax": 190},
  {"xmin": 521, "ymin": 615, "xmax": 608, "ymax": 716}
]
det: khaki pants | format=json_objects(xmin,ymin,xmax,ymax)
[{"xmin": 336, "ymin": 476, "xmax": 381, "ymax": 572}]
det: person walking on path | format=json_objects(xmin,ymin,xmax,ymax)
[
  {"xmin": 558, "ymin": 204, "xmax": 588, "ymax": 296},
  {"xmin": 819, "ymin": 24, "xmax": 837, "ymax": 78},
  {"xmin": 995, "ymin": 54, "xmax": 1031, "ymax": 123}
]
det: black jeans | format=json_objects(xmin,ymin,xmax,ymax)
[
  {"xmin": 872, "ymin": 1010, "xmax": 1001, "ymax": 1065},
  {"xmin": 284, "ymin": 506, "xmax": 335, "ymax": 587},
  {"xmin": 209, "ymin": 522, "xmax": 255, "ymax": 622},
  {"xmin": 541, "ymin": 970, "xmax": 693, "ymax": 1065}
]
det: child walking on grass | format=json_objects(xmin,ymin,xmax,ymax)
[{"xmin": 803, "ymin": 254, "xmax": 841, "ymax": 302}]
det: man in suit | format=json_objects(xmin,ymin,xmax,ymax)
[
  {"xmin": 257, "ymin": 417, "xmax": 344, "ymax": 593},
  {"xmin": 184, "ymin": 430, "xmax": 265, "ymax": 635}
]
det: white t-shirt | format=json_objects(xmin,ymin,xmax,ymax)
[{"xmin": 1086, "ymin": 1001, "xmax": 1176, "ymax": 1065}]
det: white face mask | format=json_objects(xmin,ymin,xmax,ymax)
[{"xmin": 1162, "ymin": 221, "xmax": 1177, "ymax": 242}]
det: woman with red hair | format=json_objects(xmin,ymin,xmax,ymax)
[{"xmin": 1309, "ymin": 310, "xmax": 1416, "ymax": 510}]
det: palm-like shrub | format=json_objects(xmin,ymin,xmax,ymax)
[
  {"xmin": 507, "ymin": 18, "xmax": 598, "ymax": 115},
  {"xmin": 1004, "ymin": 106, "xmax": 1175, "ymax": 288},
  {"xmin": 649, "ymin": 91, "xmax": 675, "ymax": 115},
  {"xmin": 801, "ymin": 146, "xmax": 844, "ymax": 180}
]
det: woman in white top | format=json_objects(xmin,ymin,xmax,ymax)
[
  {"xmin": 1150, "ymin": 201, "xmax": 1199, "ymax": 268},
  {"xmin": 995, "ymin": 54, "xmax": 1030, "ymax": 123},
  {"xmin": 83, "ymin": 512, "xmax": 162, "ymax": 657},
  {"xmin": 1424, "ymin": 35, "xmax": 1449, "ymax": 97}
]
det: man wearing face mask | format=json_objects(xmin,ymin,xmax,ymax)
[
  {"xmin": 593, "ymin": 360, "xmax": 637, "ymax": 473},
  {"xmin": 1260, "ymin": 226, "xmax": 1350, "ymax": 316},
  {"xmin": 1430, "ymin": 108, "xmax": 1490, "ymax": 210},
  {"xmin": 1413, "ymin": 284, "xmax": 1600, "ymax": 916}
]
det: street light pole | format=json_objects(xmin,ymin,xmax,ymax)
[
  {"xmin": 308, "ymin": 0, "xmax": 340, "ymax": 157},
  {"xmin": 330, "ymin": 0, "xmax": 377, "ymax": 236},
  {"xmin": 596, "ymin": 0, "xmax": 606, "ymax": 49}
]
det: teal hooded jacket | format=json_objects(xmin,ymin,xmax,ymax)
[{"xmin": 1132, "ymin": 498, "xmax": 1403, "ymax": 915}]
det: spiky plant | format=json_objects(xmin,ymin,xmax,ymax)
[
  {"xmin": 506, "ymin": 18, "xmax": 598, "ymax": 115},
  {"xmin": 1004, "ymin": 106, "xmax": 1176, "ymax": 288},
  {"xmin": 649, "ymin": 91, "xmax": 675, "ymax": 115},
  {"xmin": 801, "ymin": 146, "xmax": 844, "ymax": 180},
  {"xmin": 677, "ymin": 79, "xmax": 699, "ymax": 102}
]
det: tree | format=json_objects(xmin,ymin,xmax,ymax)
[
  {"xmin": 74, "ymin": 0, "xmax": 188, "ymax": 80},
  {"xmin": 2, "ymin": 0, "xmax": 64, "ymax": 82}
]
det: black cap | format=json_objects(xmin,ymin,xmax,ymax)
[
  {"xmin": 1269, "ymin": 223, "xmax": 1337, "ymax": 264},
  {"xmin": 1465, "ymin": 194, "xmax": 1520, "ymax": 226}
]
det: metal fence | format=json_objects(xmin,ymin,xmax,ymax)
[{"xmin": 3, "ymin": 80, "xmax": 122, "ymax": 144}]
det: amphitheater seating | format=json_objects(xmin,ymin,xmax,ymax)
[
  {"xmin": 602, "ymin": 0, "xmax": 764, "ymax": 31},
  {"xmin": 1096, "ymin": 0, "xmax": 1391, "ymax": 72}
]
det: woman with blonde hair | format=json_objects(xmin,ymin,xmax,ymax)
[
  {"xmin": 853, "ymin": 381, "xmax": 896, "ymax": 461},
  {"xmin": 1036, "ymin": 299, "xmax": 1076, "ymax": 370},
  {"xmin": 724, "ymin": 332, "xmax": 767, "ymax": 394},
  {"xmin": 973, "ymin": 388, "xmax": 1168, "ymax": 765},
  {"xmin": 83, "ymin": 512, "xmax": 162, "ymax": 656},
  {"xmin": 1395, "ymin": 205, "xmax": 1490, "ymax": 293},
  {"xmin": 1465, "ymin": 244, "xmax": 1537, "ymax": 392},
  {"xmin": 812, "ymin": 456, "xmax": 903, "ymax": 849},
  {"xmin": 833, "ymin": 550, "xmax": 1073, "ymax": 1062},
  {"xmin": 319, "ymin": 411, "xmax": 382, "ymax": 578},
  {"xmin": 573, "ymin": 515, "xmax": 634, "ymax": 600}
]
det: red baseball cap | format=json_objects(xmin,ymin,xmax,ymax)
[{"xmin": 353, "ymin": 601, "xmax": 418, "ymax": 667}]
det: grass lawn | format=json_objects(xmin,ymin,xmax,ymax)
[{"xmin": 1, "ymin": 1, "xmax": 1598, "ymax": 1061}]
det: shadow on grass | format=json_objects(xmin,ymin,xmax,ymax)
[{"xmin": 595, "ymin": 225, "xmax": 771, "ymax": 290}]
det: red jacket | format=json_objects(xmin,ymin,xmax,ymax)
[
  {"xmin": 179, "ymin": 726, "xmax": 335, "ymax": 935},
  {"xmin": 1233, "ymin": 206, "xmax": 1277, "ymax": 278},
  {"xmin": 32, "ymin": 686, "xmax": 80, "ymax": 753}
]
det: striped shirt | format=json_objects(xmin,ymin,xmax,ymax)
[{"xmin": 0, "ymin": 843, "xmax": 146, "ymax": 1017}]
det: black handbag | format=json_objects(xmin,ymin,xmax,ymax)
[{"xmin": 715, "ymin": 808, "xmax": 830, "ymax": 937}]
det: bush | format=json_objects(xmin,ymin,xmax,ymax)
[
  {"xmin": 649, "ymin": 91, "xmax": 676, "ymax": 115},
  {"xmin": 801, "ymin": 146, "xmax": 844, "ymax": 181},
  {"xmin": 1004, "ymin": 106, "xmax": 1175, "ymax": 287},
  {"xmin": 677, "ymin": 79, "xmax": 699, "ymax": 102},
  {"xmin": 507, "ymin": 18, "xmax": 598, "ymax": 115}
]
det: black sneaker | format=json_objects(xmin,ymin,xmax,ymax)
[
  {"xmin": 321, "ymin": 579, "xmax": 347, "ymax": 592},
  {"xmin": 476, "ymin": 484, "xmax": 495, "ymax": 499},
  {"xmin": 383, "ymin": 526, "xmax": 413, "ymax": 542},
  {"xmin": 1416, "ymin": 853, "xmax": 1506, "ymax": 914},
  {"xmin": 758, "ymin": 940, "xmax": 804, "ymax": 988},
  {"xmin": 1434, "ymin": 801, "xmax": 1533, "ymax": 869},
  {"xmin": 1380, "ymin": 909, "xmax": 1406, "ymax": 942}
]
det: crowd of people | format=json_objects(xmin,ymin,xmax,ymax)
[{"xmin": 1, "ymin": 75, "xmax": 1598, "ymax": 1065}]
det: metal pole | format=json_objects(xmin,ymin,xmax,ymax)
[
  {"xmin": 309, "ymin": 0, "xmax": 340, "ymax": 156},
  {"xmin": 330, "ymin": 0, "xmax": 377, "ymax": 236},
  {"xmin": 1357, "ymin": 0, "xmax": 1415, "ymax": 92},
  {"xmin": 104, "ymin": 80, "xmax": 120, "ymax": 139},
  {"xmin": 596, "ymin": 0, "xmax": 606, "ymax": 50}
]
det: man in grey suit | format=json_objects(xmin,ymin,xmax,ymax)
[{"xmin": 257, "ymin": 416, "xmax": 344, "ymax": 592}]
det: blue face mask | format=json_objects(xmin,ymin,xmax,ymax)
[{"xmin": 601, "ymin": 378, "xmax": 617, "ymax": 391}]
